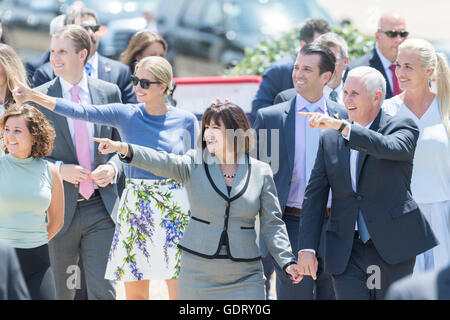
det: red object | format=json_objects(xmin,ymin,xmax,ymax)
[
  {"xmin": 389, "ymin": 64, "xmax": 402, "ymax": 96},
  {"xmin": 173, "ymin": 75, "xmax": 262, "ymax": 85}
]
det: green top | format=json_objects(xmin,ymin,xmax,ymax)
[{"xmin": 0, "ymin": 154, "xmax": 53, "ymax": 248}]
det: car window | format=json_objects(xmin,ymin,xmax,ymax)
[
  {"xmin": 200, "ymin": 0, "xmax": 224, "ymax": 30},
  {"xmin": 179, "ymin": 0, "xmax": 205, "ymax": 28},
  {"xmin": 223, "ymin": 0, "xmax": 332, "ymax": 35}
]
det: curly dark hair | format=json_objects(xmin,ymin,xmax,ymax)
[{"xmin": 0, "ymin": 104, "xmax": 56, "ymax": 158}]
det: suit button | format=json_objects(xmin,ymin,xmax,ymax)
[{"xmin": 357, "ymin": 196, "xmax": 362, "ymax": 201}]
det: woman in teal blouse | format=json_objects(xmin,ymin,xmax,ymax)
[{"xmin": 0, "ymin": 104, "xmax": 64, "ymax": 299}]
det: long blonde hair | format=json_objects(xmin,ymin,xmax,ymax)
[
  {"xmin": 0, "ymin": 44, "xmax": 28, "ymax": 103},
  {"xmin": 399, "ymin": 38, "xmax": 450, "ymax": 136}
]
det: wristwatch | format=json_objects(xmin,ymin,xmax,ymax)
[{"xmin": 337, "ymin": 120, "xmax": 347, "ymax": 133}]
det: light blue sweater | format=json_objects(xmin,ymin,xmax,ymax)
[{"xmin": 54, "ymin": 99, "xmax": 199, "ymax": 179}]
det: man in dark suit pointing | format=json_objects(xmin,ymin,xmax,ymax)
[{"xmin": 297, "ymin": 66, "xmax": 437, "ymax": 299}]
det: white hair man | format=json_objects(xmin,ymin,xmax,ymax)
[{"xmin": 296, "ymin": 66, "xmax": 437, "ymax": 299}]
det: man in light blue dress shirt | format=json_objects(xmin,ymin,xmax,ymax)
[{"xmin": 254, "ymin": 44, "xmax": 347, "ymax": 300}]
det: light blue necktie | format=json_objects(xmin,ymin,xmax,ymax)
[
  {"xmin": 305, "ymin": 104, "xmax": 321, "ymax": 184},
  {"xmin": 85, "ymin": 62, "xmax": 93, "ymax": 77},
  {"xmin": 354, "ymin": 151, "xmax": 370, "ymax": 243},
  {"xmin": 329, "ymin": 90, "xmax": 338, "ymax": 102}
]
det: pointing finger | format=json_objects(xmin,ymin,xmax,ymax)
[{"xmin": 298, "ymin": 112, "xmax": 315, "ymax": 117}]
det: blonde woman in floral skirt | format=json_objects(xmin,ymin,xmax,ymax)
[{"xmin": 12, "ymin": 56, "xmax": 198, "ymax": 300}]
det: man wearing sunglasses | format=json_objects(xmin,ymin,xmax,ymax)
[
  {"xmin": 345, "ymin": 13, "xmax": 408, "ymax": 99},
  {"xmin": 32, "ymin": 7, "xmax": 137, "ymax": 105}
]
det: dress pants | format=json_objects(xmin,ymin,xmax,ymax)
[
  {"xmin": 332, "ymin": 237, "xmax": 416, "ymax": 300},
  {"xmin": 49, "ymin": 195, "xmax": 116, "ymax": 300}
]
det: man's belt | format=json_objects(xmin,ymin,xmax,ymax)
[
  {"xmin": 284, "ymin": 206, "xmax": 331, "ymax": 219},
  {"xmin": 77, "ymin": 189, "xmax": 101, "ymax": 202}
]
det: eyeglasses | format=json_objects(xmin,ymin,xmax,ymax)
[
  {"xmin": 378, "ymin": 30, "xmax": 409, "ymax": 38},
  {"xmin": 82, "ymin": 25, "xmax": 101, "ymax": 33},
  {"xmin": 130, "ymin": 75, "xmax": 161, "ymax": 89}
]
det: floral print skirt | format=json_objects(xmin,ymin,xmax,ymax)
[{"xmin": 105, "ymin": 178, "xmax": 190, "ymax": 281}]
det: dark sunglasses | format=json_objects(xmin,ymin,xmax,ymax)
[
  {"xmin": 130, "ymin": 75, "xmax": 161, "ymax": 89},
  {"xmin": 378, "ymin": 29, "xmax": 409, "ymax": 38},
  {"xmin": 82, "ymin": 25, "xmax": 101, "ymax": 33}
]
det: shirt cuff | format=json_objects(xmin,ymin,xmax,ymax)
[
  {"xmin": 298, "ymin": 249, "xmax": 316, "ymax": 255},
  {"xmin": 107, "ymin": 161, "xmax": 118, "ymax": 184},
  {"xmin": 342, "ymin": 123, "xmax": 352, "ymax": 140},
  {"xmin": 119, "ymin": 143, "xmax": 133, "ymax": 163}
]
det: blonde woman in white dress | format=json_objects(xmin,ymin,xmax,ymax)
[{"xmin": 382, "ymin": 38, "xmax": 450, "ymax": 273}]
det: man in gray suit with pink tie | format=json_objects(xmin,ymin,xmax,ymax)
[{"xmin": 34, "ymin": 25, "xmax": 124, "ymax": 300}]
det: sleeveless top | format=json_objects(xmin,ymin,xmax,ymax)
[
  {"xmin": 0, "ymin": 154, "xmax": 53, "ymax": 248},
  {"xmin": 382, "ymin": 96, "xmax": 450, "ymax": 203}
]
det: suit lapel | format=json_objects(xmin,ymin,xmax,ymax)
[
  {"xmin": 283, "ymin": 98, "xmax": 296, "ymax": 174},
  {"xmin": 87, "ymin": 78, "xmax": 104, "ymax": 167},
  {"xmin": 203, "ymin": 152, "xmax": 229, "ymax": 199},
  {"xmin": 336, "ymin": 133, "xmax": 352, "ymax": 190},
  {"xmin": 50, "ymin": 78, "xmax": 77, "ymax": 157},
  {"xmin": 229, "ymin": 153, "xmax": 249, "ymax": 199},
  {"xmin": 355, "ymin": 111, "xmax": 383, "ymax": 185},
  {"xmin": 371, "ymin": 49, "xmax": 393, "ymax": 98},
  {"xmin": 97, "ymin": 56, "xmax": 111, "ymax": 82}
]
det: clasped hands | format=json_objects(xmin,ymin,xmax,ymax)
[
  {"xmin": 60, "ymin": 163, "xmax": 116, "ymax": 187},
  {"xmin": 60, "ymin": 137, "xmax": 120, "ymax": 187}
]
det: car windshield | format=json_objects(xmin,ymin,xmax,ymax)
[{"xmin": 224, "ymin": 0, "xmax": 332, "ymax": 35}]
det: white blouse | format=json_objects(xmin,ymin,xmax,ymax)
[{"xmin": 383, "ymin": 96, "xmax": 450, "ymax": 203}]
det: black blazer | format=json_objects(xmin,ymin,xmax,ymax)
[
  {"xmin": 344, "ymin": 48, "xmax": 393, "ymax": 99},
  {"xmin": 298, "ymin": 110, "xmax": 438, "ymax": 275},
  {"xmin": 24, "ymin": 51, "xmax": 50, "ymax": 85},
  {"xmin": 32, "ymin": 54, "xmax": 137, "ymax": 104}
]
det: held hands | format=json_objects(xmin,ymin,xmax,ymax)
[
  {"xmin": 59, "ymin": 163, "xmax": 116, "ymax": 187},
  {"xmin": 285, "ymin": 264, "xmax": 302, "ymax": 284},
  {"xmin": 60, "ymin": 164, "xmax": 91, "ymax": 185},
  {"xmin": 297, "ymin": 251, "xmax": 318, "ymax": 282},
  {"xmin": 90, "ymin": 164, "xmax": 116, "ymax": 187}
]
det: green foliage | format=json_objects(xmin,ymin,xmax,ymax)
[{"xmin": 224, "ymin": 24, "xmax": 375, "ymax": 76}]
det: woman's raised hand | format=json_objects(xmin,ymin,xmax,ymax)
[
  {"xmin": 93, "ymin": 137, "xmax": 123, "ymax": 155},
  {"xmin": 12, "ymin": 77, "xmax": 33, "ymax": 104}
]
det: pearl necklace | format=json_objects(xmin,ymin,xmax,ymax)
[{"xmin": 223, "ymin": 173, "xmax": 235, "ymax": 179}]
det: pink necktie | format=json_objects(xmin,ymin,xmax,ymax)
[
  {"xmin": 70, "ymin": 85, "xmax": 94, "ymax": 200},
  {"xmin": 389, "ymin": 64, "xmax": 402, "ymax": 96}
]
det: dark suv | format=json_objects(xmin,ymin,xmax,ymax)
[{"xmin": 157, "ymin": 0, "xmax": 333, "ymax": 75}]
